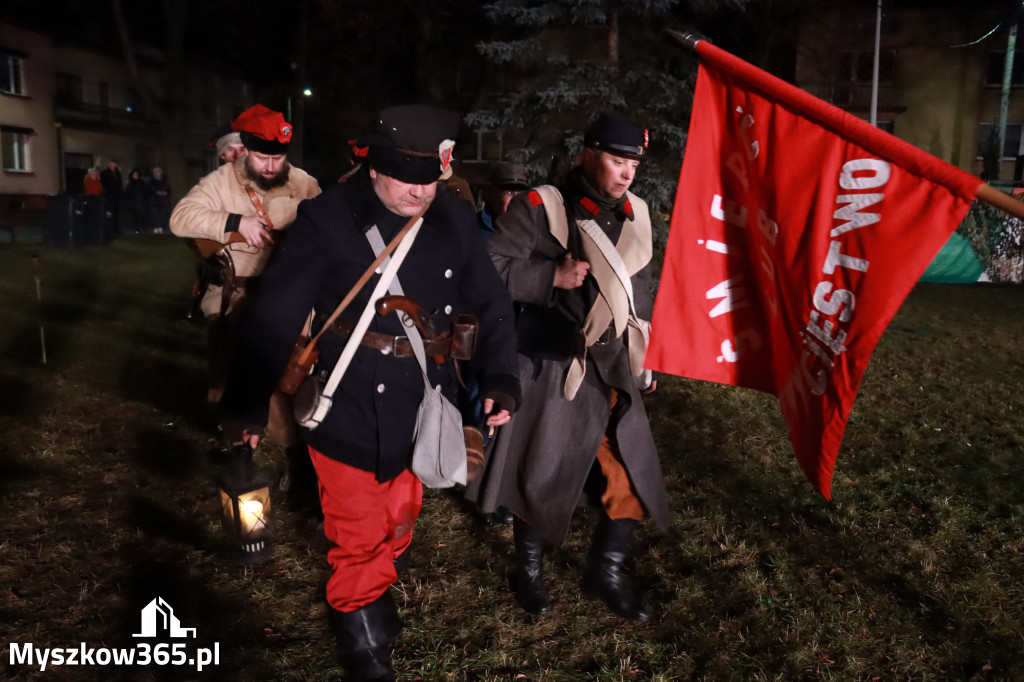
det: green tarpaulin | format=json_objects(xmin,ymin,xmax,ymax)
[{"xmin": 921, "ymin": 232, "xmax": 985, "ymax": 284}]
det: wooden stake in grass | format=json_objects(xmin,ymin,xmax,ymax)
[{"xmin": 30, "ymin": 252, "xmax": 46, "ymax": 364}]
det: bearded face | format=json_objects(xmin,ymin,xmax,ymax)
[{"xmin": 244, "ymin": 153, "xmax": 291, "ymax": 191}]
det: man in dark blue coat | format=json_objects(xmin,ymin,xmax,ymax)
[{"xmin": 220, "ymin": 105, "xmax": 520, "ymax": 681}]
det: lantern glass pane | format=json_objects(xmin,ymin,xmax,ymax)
[{"xmin": 237, "ymin": 486, "xmax": 271, "ymax": 539}]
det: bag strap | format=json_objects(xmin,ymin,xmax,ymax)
[
  {"xmin": 245, "ymin": 187, "xmax": 275, "ymax": 230},
  {"xmin": 316, "ymin": 215, "xmax": 425, "ymax": 404},
  {"xmin": 365, "ymin": 228, "xmax": 433, "ymax": 392},
  {"xmin": 293, "ymin": 206, "xmax": 428, "ymax": 368}
]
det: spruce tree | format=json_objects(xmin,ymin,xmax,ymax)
[{"xmin": 467, "ymin": 0, "xmax": 748, "ymax": 238}]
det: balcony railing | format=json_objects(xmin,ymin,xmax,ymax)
[{"xmin": 54, "ymin": 94, "xmax": 159, "ymax": 127}]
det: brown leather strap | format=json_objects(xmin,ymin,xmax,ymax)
[
  {"xmin": 327, "ymin": 318, "xmax": 451, "ymax": 358},
  {"xmin": 294, "ymin": 205, "xmax": 430, "ymax": 367},
  {"xmin": 245, "ymin": 187, "xmax": 275, "ymax": 230}
]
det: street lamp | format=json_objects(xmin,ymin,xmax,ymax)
[{"xmin": 217, "ymin": 444, "xmax": 274, "ymax": 565}]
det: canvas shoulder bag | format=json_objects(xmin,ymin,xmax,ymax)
[{"xmin": 364, "ymin": 228, "xmax": 467, "ymax": 488}]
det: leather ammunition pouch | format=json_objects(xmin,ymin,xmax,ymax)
[{"xmin": 450, "ymin": 314, "xmax": 478, "ymax": 361}]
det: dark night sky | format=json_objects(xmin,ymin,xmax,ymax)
[
  {"xmin": 4, "ymin": 0, "xmax": 302, "ymax": 84},
  {"xmin": 6, "ymin": 0, "xmax": 1021, "ymax": 181}
]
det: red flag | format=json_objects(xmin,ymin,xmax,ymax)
[{"xmin": 647, "ymin": 39, "xmax": 983, "ymax": 499}]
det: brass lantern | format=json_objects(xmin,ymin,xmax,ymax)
[{"xmin": 218, "ymin": 444, "xmax": 274, "ymax": 564}]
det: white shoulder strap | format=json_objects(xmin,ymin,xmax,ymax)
[
  {"xmin": 365, "ymin": 227, "xmax": 433, "ymax": 392},
  {"xmin": 307, "ymin": 218, "xmax": 424, "ymax": 425},
  {"xmin": 533, "ymin": 185, "xmax": 570, "ymax": 249}
]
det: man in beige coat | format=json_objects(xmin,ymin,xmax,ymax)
[{"xmin": 171, "ymin": 104, "xmax": 322, "ymax": 507}]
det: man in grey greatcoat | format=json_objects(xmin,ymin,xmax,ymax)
[{"xmin": 468, "ymin": 112, "xmax": 671, "ymax": 622}]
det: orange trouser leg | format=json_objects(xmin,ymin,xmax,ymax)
[{"xmin": 595, "ymin": 389, "xmax": 646, "ymax": 521}]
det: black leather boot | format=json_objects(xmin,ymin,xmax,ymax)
[
  {"xmin": 491, "ymin": 506, "xmax": 514, "ymax": 525},
  {"xmin": 512, "ymin": 517, "xmax": 550, "ymax": 616},
  {"xmin": 328, "ymin": 591, "xmax": 401, "ymax": 682},
  {"xmin": 581, "ymin": 515, "xmax": 650, "ymax": 622}
]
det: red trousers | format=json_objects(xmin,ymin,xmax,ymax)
[{"xmin": 309, "ymin": 448, "xmax": 423, "ymax": 612}]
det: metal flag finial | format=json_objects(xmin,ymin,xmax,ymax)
[{"xmin": 666, "ymin": 30, "xmax": 706, "ymax": 52}]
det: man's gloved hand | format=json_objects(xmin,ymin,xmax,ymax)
[{"xmin": 221, "ymin": 420, "xmax": 261, "ymax": 448}]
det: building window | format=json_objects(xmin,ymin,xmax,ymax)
[
  {"xmin": 985, "ymin": 51, "xmax": 1024, "ymax": 87},
  {"xmin": 0, "ymin": 53, "xmax": 25, "ymax": 95},
  {"xmin": 464, "ymin": 130, "xmax": 502, "ymax": 163},
  {"xmin": 1, "ymin": 127, "xmax": 31, "ymax": 171},
  {"xmin": 837, "ymin": 50, "xmax": 896, "ymax": 84},
  {"xmin": 977, "ymin": 122, "xmax": 1023, "ymax": 160},
  {"xmin": 56, "ymin": 72, "xmax": 83, "ymax": 105}
]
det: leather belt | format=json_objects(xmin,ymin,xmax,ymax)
[{"xmin": 328, "ymin": 318, "xmax": 452, "ymax": 358}]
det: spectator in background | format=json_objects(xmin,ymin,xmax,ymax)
[
  {"xmin": 148, "ymin": 167, "xmax": 171, "ymax": 233},
  {"xmin": 83, "ymin": 167, "xmax": 104, "ymax": 195},
  {"xmin": 100, "ymin": 159, "xmax": 124, "ymax": 234},
  {"xmin": 479, "ymin": 162, "xmax": 529, "ymax": 237},
  {"xmin": 123, "ymin": 168, "xmax": 151, "ymax": 235}
]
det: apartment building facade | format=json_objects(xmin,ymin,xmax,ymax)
[
  {"xmin": 0, "ymin": 21, "xmax": 252, "ymax": 225},
  {"xmin": 795, "ymin": 4, "xmax": 1023, "ymax": 182}
]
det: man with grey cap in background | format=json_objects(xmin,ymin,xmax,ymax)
[
  {"xmin": 209, "ymin": 121, "xmax": 248, "ymax": 166},
  {"xmin": 218, "ymin": 104, "xmax": 520, "ymax": 681},
  {"xmin": 468, "ymin": 111, "xmax": 671, "ymax": 623},
  {"xmin": 478, "ymin": 161, "xmax": 529, "ymax": 237}
]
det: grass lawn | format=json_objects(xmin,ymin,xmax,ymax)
[{"xmin": 1, "ymin": 236, "xmax": 1022, "ymax": 681}]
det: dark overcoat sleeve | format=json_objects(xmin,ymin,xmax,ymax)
[
  {"xmin": 486, "ymin": 192, "xmax": 563, "ymax": 307},
  {"xmin": 218, "ymin": 194, "xmax": 330, "ymax": 429},
  {"xmin": 632, "ymin": 263, "xmax": 653, "ymax": 322},
  {"xmin": 445, "ymin": 200, "xmax": 521, "ymax": 402}
]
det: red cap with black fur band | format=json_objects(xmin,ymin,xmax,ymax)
[{"xmin": 232, "ymin": 104, "xmax": 293, "ymax": 155}]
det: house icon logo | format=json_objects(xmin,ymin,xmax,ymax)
[{"xmin": 132, "ymin": 597, "xmax": 197, "ymax": 638}]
